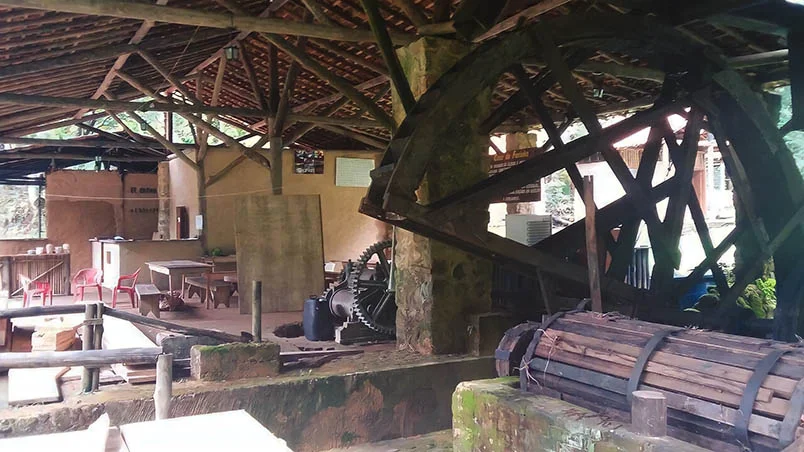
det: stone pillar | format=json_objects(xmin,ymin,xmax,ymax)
[
  {"xmin": 157, "ymin": 162, "xmax": 171, "ymax": 239},
  {"xmin": 392, "ymin": 37, "xmax": 493, "ymax": 355}
]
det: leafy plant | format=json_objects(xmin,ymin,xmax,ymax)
[{"xmin": 711, "ymin": 261, "xmax": 776, "ymax": 319}]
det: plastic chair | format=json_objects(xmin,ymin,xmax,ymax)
[
  {"xmin": 19, "ymin": 274, "xmax": 53, "ymax": 307},
  {"xmin": 112, "ymin": 267, "xmax": 141, "ymax": 308},
  {"xmin": 72, "ymin": 268, "xmax": 103, "ymax": 302}
]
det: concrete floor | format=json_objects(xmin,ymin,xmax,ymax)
[
  {"xmin": 5, "ymin": 287, "xmax": 393, "ymax": 353},
  {"xmin": 1, "ymin": 287, "xmax": 394, "ymax": 409}
]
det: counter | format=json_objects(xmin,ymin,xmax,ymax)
[{"xmin": 92, "ymin": 239, "xmax": 203, "ymax": 289}]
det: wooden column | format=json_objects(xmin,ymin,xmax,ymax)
[
  {"xmin": 157, "ymin": 162, "xmax": 171, "ymax": 239},
  {"xmin": 252, "ymin": 281, "xmax": 262, "ymax": 342},
  {"xmin": 269, "ymin": 136, "xmax": 283, "ymax": 195},
  {"xmin": 153, "ymin": 353, "xmax": 173, "ymax": 420},
  {"xmin": 584, "ymin": 176, "xmax": 602, "ymax": 313},
  {"xmin": 81, "ymin": 303, "xmax": 96, "ymax": 393}
]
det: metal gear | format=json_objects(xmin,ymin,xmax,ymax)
[{"xmin": 348, "ymin": 240, "xmax": 396, "ymax": 336}]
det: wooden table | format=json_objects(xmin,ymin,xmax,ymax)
[{"xmin": 145, "ymin": 260, "xmax": 212, "ymax": 296}]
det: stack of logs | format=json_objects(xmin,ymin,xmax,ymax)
[{"xmin": 497, "ymin": 311, "xmax": 804, "ymax": 451}]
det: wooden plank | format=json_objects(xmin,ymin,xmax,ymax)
[
  {"xmin": 7, "ymin": 367, "xmax": 68, "ymax": 405},
  {"xmin": 583, "ymin": 176, "xmax": 603, "ymax": 312},
  {"xmin": 102, "ymin": 316, "xmax": 158, "ymax": 384},
  {"xmin": 235, "ymin": 195, "xmax": 325, "ymax": 313}
]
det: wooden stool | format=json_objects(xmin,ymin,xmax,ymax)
[{"xmin": 135, "ymin": 284, "xmax": 162, "ymax": 318}]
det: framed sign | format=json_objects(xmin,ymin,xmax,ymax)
[
  {"xmin": 488, "ymin": 148, "xmax": 542, "ymax": 203},
  {"xmin": 294, "ymin": 150, "xmax": 324, "ymax": 174},
  {"xmin": 335, "ymin": 157, "xmax": 375, "ymax": 187}
]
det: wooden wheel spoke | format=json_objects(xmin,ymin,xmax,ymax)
[
  {"xmin": 479, "ymin": 50, "xmax": 591, "ymax": 135},
  {"xmin": 535, "ymin": 25, "xmax": 681, "ymax": 270}
]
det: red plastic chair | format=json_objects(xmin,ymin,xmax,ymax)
[
  {"xmin": 19, "ymin": 274, "xmax": 53, "ymax": 307},
  {"xmin": 72, "ymin": 268, "xmax": 103, "ymax": 302},
  {"xmin": 112, "ymin": 267, "xmax": 141, "ymax": 308}
]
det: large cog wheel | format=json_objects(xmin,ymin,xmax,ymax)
[{"xmin": 348, "ymin": 240, "xmax": 396, "ymax": 336}]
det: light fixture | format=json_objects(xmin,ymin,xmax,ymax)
[
  {"xmin": 224, "ymin": 45, "xmax": 239, "ymax": 61},
  {"xmin": 592, "ymin": 87, "xmax": 605, "ymax": 99},
  {"xmin": 139, "ymin": 118, "xmax": 149, "ymax": 131}
]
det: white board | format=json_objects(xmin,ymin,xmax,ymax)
[
  {"xmin": 120, "ymin": 410, "xmax": 293, "ymax": 452},
  {"xmin": 335, "ymin": 157, "xmax": 375, "ymax": 187}
]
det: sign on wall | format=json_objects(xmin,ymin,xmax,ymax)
[
  {"xmin": 335, "ymin": 157, "xmax": 375, "ymax": 187},
  {"xmin": 294, "ymin": 150, "xmax": 324, "ymax": 174},
  {"xmin": 488, "ymin": 148, "xmax": 542, "ymax": 203}
]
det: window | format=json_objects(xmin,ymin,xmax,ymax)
[{"xmin": 0, "ymin": 184, "xmax": 46, "ymax": 239}]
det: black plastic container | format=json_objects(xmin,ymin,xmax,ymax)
[{"xmin": 303, "ymin": 296, "xmax": 335, "ymax": 341}]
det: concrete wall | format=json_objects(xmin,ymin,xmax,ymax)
[
  {"xmin": 0, "ymin": 239, "xmax": 48, "ymax": 256},
  {"xmin": 168, "ymin": 150, "xmax": 385, "ymax": 262},
  {"xmin": 46, "ymin": 171, "xmax": 158, "ymax": 272}
]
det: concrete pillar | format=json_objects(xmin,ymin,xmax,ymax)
[
  {"xmin": 392, "ymin": 37, "xmax": 493, "ymax": 355},
  {"xmin": 157, "ymin": 162, "xmax": 171, "ymax": 239}
]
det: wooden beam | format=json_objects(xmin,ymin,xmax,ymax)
[
  {"xmin": 0, "ymin": 0, "xmax": 417, "ymax": 44},
  {"xmin": 317, "ymin": 124, "xmax": 387, "ymax": 149},
  {"xmin": 0, "ymin": 151, "xmax": 163, "ymax": 162},
  {"xmin": 265, "ymin": 34, "xmax": 396, "ymax": 131},
  {"xmin": 290, "ymin": 75, "xmax": 389, "ymax": 113},
  {"xmin": 274, "ymin": 35, "xmax": 309, "ymax": 135},
  {"xmin": 7, "ymin": 112, "xmax": 109, "ymax": 137},
  {"xmin": 0, "ymin": 91, "xmax": 269, "ymax": 118},
  {"xmin": 432, "ymin": 0, "xmax": 451, "ymax": 23},
  {"xmin": 127, "ymin": 110, "xmax": 198, "ymax": 170},
  {"xmin": 584, "ymin": 175, "xmax": 603, "ymax": 312},
  {"xmin": 389, "ymin": 0, "xmax": 428, "ymax": 27},
  {"xmin": 312, "ymin": 40, "xmax": 388, "ymax": 76},
  {"xmin": 206, "ymin": 154, "xmax": 247, "ymax": 187},
  {"xmin": 0, "ymin": 137, "xmax": 179, "ymax": 150},
  {"xmin": 361, "ymin": 0, "xmax": 416, "ymax": 115},
  {"xmin": 299, "ymin": 0, "xmax": 334, "ymax": 26},
  {"xmin": 474, "ymin": 0, "xmax": 570, "ymax": 42},
  {"xmin": 0, "ymin": 44, "xmax": 136, "ymax": 79},
  {"xmin": 81, "ymin": 0, "xmax": 169, "ymax": 119},
  {"xmin": 0, "ymin": 348, "xmax": 161, "ymax": 369},
  {"xmin": 237, "ymin": 41, "xmax": 268, "ymax": 111}
]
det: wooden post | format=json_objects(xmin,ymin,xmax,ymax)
[
  {"xmin": 252, "ymin": 281, "xmax": 262, "ymax": 342},
  {"xmin": 584, "ymin": 175, "xmax": 603, "ymax": 313},
  {"xmin": 153, "ymin": 353, "xmax": 173, "ymax": 420},
  {"xmin": 631, "ymin": 390, "xmax": 667, "ymax": 437},
  {"xmin": 81, "ymin": 303, "xmax": 96, "ymax": 393},
  {"xmin": 91, "ymin": 303, "xmax": 104, "ymax": 391}
]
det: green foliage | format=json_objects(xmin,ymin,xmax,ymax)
[
  {"xmin": 713, "ymin": 261, "xmax": 777, "ymax": 319},
  {"xmin": 777, "ymin": 87, "xmax": 804, "ymax": 173},
  {"xmin": 543, "ymin": 169, "xmax": 574, "ymax": 222}
]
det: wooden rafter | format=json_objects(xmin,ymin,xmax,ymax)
[
  {"xmin": 0, "ymin": 0, "xmax": 417, "ymax": 44},
  {"xmin": 265, "ymin": 34, "xmax": 396, "ymax": 131},
  {"xmin": 389, "ymin": 0, "xmax": 428, "ymax": 27},
  {"xmin": 78, "ymin": 0, "xmax": 169, "ymax": 119},
  {"xmin": 361, "ymin": 0, "xmax": 415, "ymax": 115}
]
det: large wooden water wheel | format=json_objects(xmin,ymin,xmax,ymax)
[{"xmin": 360, "ymin": 13, "xmax": 804, "ymax": 340}]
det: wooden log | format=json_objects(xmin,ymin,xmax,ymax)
[
  {"xmin": 0, "ymin": 0, "xmax": 417, "ymax": 44},
  {"xmin": 105, "ymin": 308, "xmax": 246, "ymax": 343},
  {"xmin": 0, "ymin": 304, "xmax": 86, "ymax": 318},
  {"xmin": 0, "ymin": 348, "xmax": 162, "ymax": 369},
  {"xmin": 91, "ymin": 304, "xmax": 104, "ymax": 391},
  {"xmin": 583, "ymin": 175, "xmax": 603, "ymax": 312},
  {"xmin": 552, "ymin": 329, "xmax": 798, "ymax": 399},
  {"xmin": 631, "ymin": 390, "xmax": 667, "ymax": 437},
  {"xmin": 252, "ymin": 281, "xmax": 262, "ymax": 342},
  {"xmin": 153, "ymin": 353, "xmax": 173, "ymax": 420},
  {"xmin": 81, "ymin": 303, "xmax": 95, "ymax": 393}
]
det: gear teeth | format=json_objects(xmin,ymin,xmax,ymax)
[{"xmin": 348, "ymin": 240, "xmax": 395, "ymax": 336}]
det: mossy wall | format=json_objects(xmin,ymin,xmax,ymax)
[
  {"xmin": 453, "ymin": 378, "xmax": 709, "ymax": 452},
  {"xmin": 392, "ymin": 37, "xmax": 493, "ymax": 355}
]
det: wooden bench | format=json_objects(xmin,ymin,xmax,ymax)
[
  {"xmin": 182, "ymin": 272, "xmax": 236, "ymax": 309},
  {"xmin": 135, "ymin": 284, "xmax": 162, "ymax": 318}
]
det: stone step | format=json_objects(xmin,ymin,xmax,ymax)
[{"xmin": 322, "ymin": 430, "xmax": 452, "ymax": 452}]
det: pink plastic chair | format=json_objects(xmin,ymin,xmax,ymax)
[
  {"xmin": 19, "ymin": 274, "xmax": 53, "ymax": 307},
  {"xmin": 112, "ymin": 267, "xmax": 141, "ymax": 308},
  {"xmin": 73, "ymin": 268, "xmax": 103, "ymax": 302}
]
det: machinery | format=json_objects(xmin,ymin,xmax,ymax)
[{"xmin": 324, "ymin": 240, "xmax": 396, "ymax": 339}]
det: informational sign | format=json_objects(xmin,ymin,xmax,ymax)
[
  {"xmin": 294, "ymin": 150, "xmax": 324, "ymax": 174},
  {"xmin": 488, "ymin": 148, "xmax": 542, "ymax": 203},
  {"xmin": 335, "ymin": 157, "xmax": 375, "ymax": 187}
]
